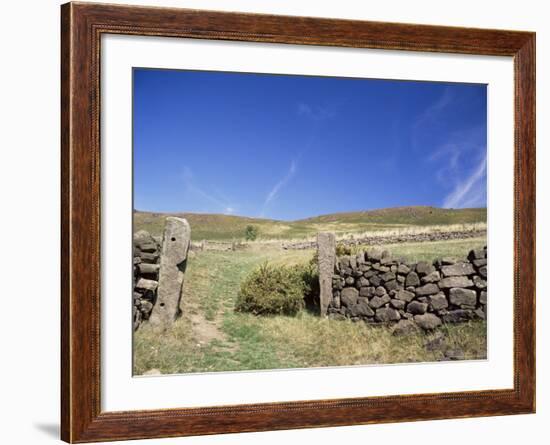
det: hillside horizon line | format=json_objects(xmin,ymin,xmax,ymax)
[{"xmin": 133, "ymin": 205, "xmax": 487, "ymax": 224}]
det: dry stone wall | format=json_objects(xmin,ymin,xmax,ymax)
[
  {"xmin": 133, "ymin": 230, "xmax": 161, "ymax": 330},
  {"xmin": 133, "ymin": 217, "xmax": 191, "ymax": 331},
  {"xmin": 284, "ymin": 229, "xmax": 485, "ymax": 250},
  {"xmin": 328, "ymin": 246, "xmax": 487, "ymax": 333}
]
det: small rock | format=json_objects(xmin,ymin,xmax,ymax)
[
  {"xmin": 441, "ymin": 262, "xmax": 475, "ymax": 277},
  {"xmin": 140, "ymin": 300, "xmax": 154, "ymax": 315},
  {"xmin": 472, "ymin": 275, "xmax": 487, "ymax": 289},
  {"xmin": 405, "ymin": 271, "xmax": 420, "ymax": 287},
  {"xmin": 473, "ymin": 259, "xmax": 487, "ymax": 267},
  {"xmin": 415, "ymin": 283, "xmax": 440, "ymax": 296},
  {"xmin": 407, "ymin": 301, "xmax": 428, "ymax": 314},
  {"xmin": 391, "ymin": 319, "xmax": 419, "ymax": 336},
  {"xmin": 348, "ymin": 302, "xmax": 375, "ymax": 317},
  {"xmin": 421, "ymin": 270, "xmax": 441, "ymax": 283},
  {"xmin": 340, "ymin": 287, "xmax": 359, "ymax": 307},
  {"xmin": 369, "ymin": 275, "xmax": 382, "ymax": 286},
  {"xmin": 328, "ymin": 312, "xmax": 347, "ymax": 321},
  {"xmin": 384, "ymin": 279, "xmax": 400, "ymax": 292},
  {"xmin": 468, "ymin": 249, "xmax": 486, "ymax": 261},
  {"xmin": 140, "ymin": 243, "xmax": 159, "ymax": 253},
  {"xmin": 367, "ymin": 248, "xmax": 382, "ymax": 261},
  {"xmin": 429, "ymin": 292, "xmax": 449, "ymax": 311},
  {"xmin": 438, "ymin": 276, "xmax": 473, "ymax": 289},
  {"xmin": 414, "ymin": 313, "xmax": 442, "ymax": 330},
  {"xmin": 441, "ymin": 309, "xmax": 474, "ymax": 323},
  {"xmin": 434, "ymin": 258, "xmax": 456, "ymax": 267},
  {"xmin": 136, "ymin": 278, "xmax": 159, "ymax": 292},
  {"xmin": 474, "ymin": 308, "xmax": 486, "ymax": 319},
  {"xmin": 138, "ymin": 263, "xmax": 160, "ymax": 276},
  {"xmin": 397, "ymin": 264, "xmax": 411, "ymax": 275},
  {"xmin": 359, "ymin": 286, "xmax": 375, "ymax": 298},
  {"xmin": 364, "ymin": 270, "xmax": 376, "ymax": 278},
  {"xmin": 478, "ymin": 265, "xmax": 487, "ymax": 278},
  {"xmin": 391, "ymin": 299, "xmax": 406, "ymax": 310},
  {"xmin": 479, "ymin": 291, "xmax": 487, "ymax": 305},
  {"xmin": 139, "ymin": 252, "xmax": 159, "ymax": 263},
  {"xmin": 369, "ymin": 294, "xmax": 391, "ymax": 309},
  {"xmin": 416, "ymin": 261, "xmax": 435, "ymax": 276},
  {"xmin": 396, "ymin": 289, "xmax": 415, "ymax": 302},
  {"xmin": 449, "ymin": 288, "xmax": 477, "ymax": 307},
  {"xmin": 375, "ymin": 307, "xmax": 401, "ymax": 322}
]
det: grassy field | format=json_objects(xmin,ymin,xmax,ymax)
[
  {"xmin": 133, "ymin": 206, "xmax": 486, "ymax": 241},
  {"xmin": 133, "ymin": 237, "xmax": 487, "ymax": 375}
]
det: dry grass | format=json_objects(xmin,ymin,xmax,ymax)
[
  {"xmin": 228, "ymin": 312, "xmax": 486, "ymax": 369},
  {"xmin": 134, "ymin": 206, "xmax": 486, "ymax": 241},
  {"xmin": 260, "ymin": 222, "xmax": 486, "ymax": 245}
]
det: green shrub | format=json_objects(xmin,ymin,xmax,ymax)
[
  {"xmin": 245, "ymin": 225, "xmax": 259, "ymax": 241},
  {"xmin": 299, "ymin": 260, "xmax": 320, "ymax": 311},
  {"xmin": 235, "ymin": 263, "xmax": 307, "ymax": 316}
]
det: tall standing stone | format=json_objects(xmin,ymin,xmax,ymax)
[
  {"xmin": 149, "ymin": 217, "xmax": 191, "ymax": 328},
  {"xmin": 318, "ymin": 232, "xmax": 336, "ymax": 316}
]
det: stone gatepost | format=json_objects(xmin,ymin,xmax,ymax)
[
  {"xmin": 149, "ymin": 217, "xmax": 191, "ymax": 328},
  {"xmin": 317, "ymin": 232, "xmax": 336, "ymax": 317}
]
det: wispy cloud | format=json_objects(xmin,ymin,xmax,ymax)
[
  {"xmin": 297, "ymin": 102, "xmax": 335, "ymax": 121},
  {"xmin": 423, "ymin": 121, "xmax": 487, "ymax": 209},
  {"xmin": 442, "ymin": 155, "xmax": 487, "ymax": 208},
  {"xmin": 260, "ymin": 160, "xmax": 298, "ymax": 217},
  {"xmin": 413, "ymin": 87, "xmax": 454, "ymax": 130},
  {"xmin": 410, "ymin": 88, "xmax": 455, "ymax": 154},
  {"xmin": 183, "ymin": 167, "xmax": 237, "ymax": 214}
]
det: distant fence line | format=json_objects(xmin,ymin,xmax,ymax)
[
  {"xmin": 281, "ymin": 229, "xmax": 487, "ymax": 250},
  {"xmin": 190, "ymin": 240, "xmax": 247, "ymax": 252},
  {"xmin": 188, "ymin": 229, "xmax": 487, "ymax": 252}
]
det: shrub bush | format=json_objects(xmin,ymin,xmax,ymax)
[
  {"xmin": 245, "ymin": 225, "xmax": 259, "ymax": 241},
  {"xmin": 235, "ymin": 262, "xmax": 307, "ymax": 316},
  {"xmin": 299, "ymin": 260, "xmax": 320, "ymax": 311}
]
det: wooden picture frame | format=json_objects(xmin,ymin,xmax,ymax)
[{"xmin": 61, "ymin": 2, "xmax": 535, "ymax": 442}]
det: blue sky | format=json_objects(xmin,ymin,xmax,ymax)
[{"xmin": 133, "ymin": 68, "xmax": 487, "ymax": 221}]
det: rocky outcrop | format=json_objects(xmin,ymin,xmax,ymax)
[{"xmin": 326, "ymin": 245, "xmax": 487, "ymax": 331}]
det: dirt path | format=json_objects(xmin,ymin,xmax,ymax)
[
  {"xmin": 185, "ymin": 301, "xmax": 224, "ymax": 346},
  {"xmin": 179, "ymin": 257, "xmax": 240, "ymax": 352}
]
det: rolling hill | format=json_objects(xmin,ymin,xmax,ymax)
[{"xmin": 133, "ymin": 206, "xmax": 487, "ymax": 241}]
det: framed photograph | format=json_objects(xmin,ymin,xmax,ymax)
[{"xmin": 61, "ymin": 2, "xmax": 535, "ymax": 442}]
